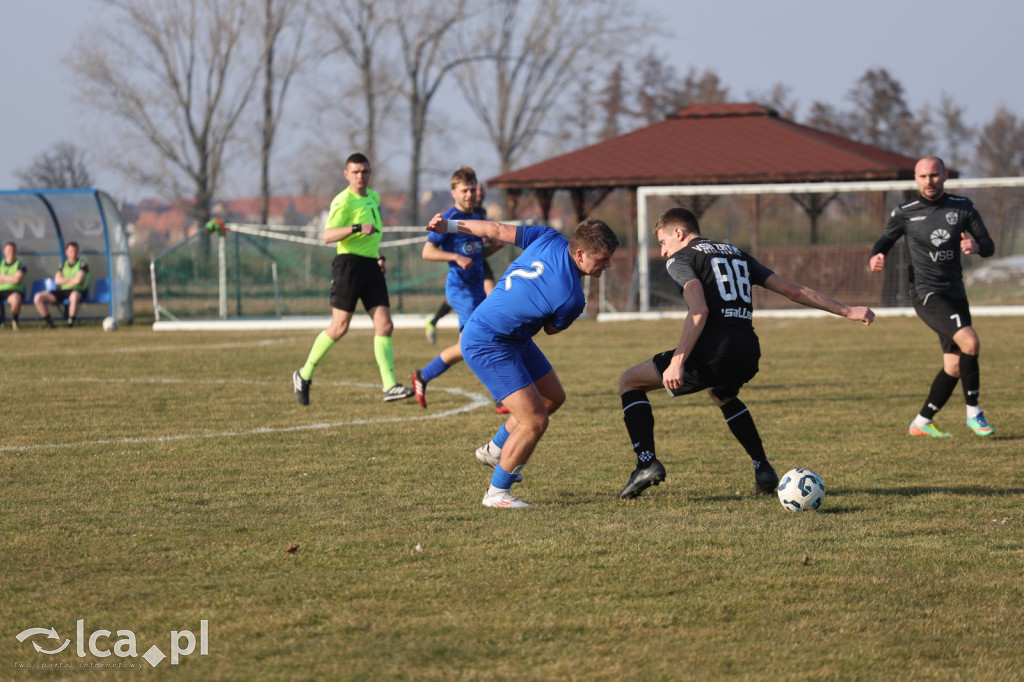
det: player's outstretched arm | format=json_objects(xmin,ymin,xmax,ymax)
[
  {"xmin": 764, "ymin": 274, "xmax": 875, "ymax": 326},
  {"xmin": 426, "ymin": 213, "xmax": 518, "ymax": 244}
]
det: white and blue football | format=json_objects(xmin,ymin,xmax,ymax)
[{"xmin": 777, "ymin": 468, "xmax": 825, "ymax": 512}]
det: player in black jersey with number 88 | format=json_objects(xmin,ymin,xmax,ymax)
[
  {"xmin": 616, "ymin": 207, "xmax": 875, "ymax": 500},
  {"xmin": 870, "ymin": 156, "xmax": 996, "ymax": 438}
]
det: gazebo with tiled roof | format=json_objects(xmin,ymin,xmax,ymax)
[{"xmin": 487, "ymin": 102, "xmax": 929, "ymax": 234}]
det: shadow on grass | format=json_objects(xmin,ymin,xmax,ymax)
[{"xmin": 829, "ymin": 486, "xmax": 1024, "ymax": 498}]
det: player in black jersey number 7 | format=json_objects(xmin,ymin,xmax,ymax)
[
  {"xmin": 616, "ymin": 207, "xmax": 875, "ymax": 500},
  {"xmin": 869, "ymin": 156, "xmax": 996, "ymax": 438}
]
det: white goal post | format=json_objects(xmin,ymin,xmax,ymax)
[{"xmin": 633, "ymin": 177, "xmax": 1024, "ymax": 313}]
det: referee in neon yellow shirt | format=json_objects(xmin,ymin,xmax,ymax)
[{"xmin": 293, "ymin": 153, "xmax": 413, "ymax": 404}]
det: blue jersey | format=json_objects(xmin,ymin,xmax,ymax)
[
  {"xmin": 428, "ymin": 207, "xmax": 488, "ymax": 295},
  {"xmin": 466, "ymin": 224, "xmax": 584, "ymax": 341}
]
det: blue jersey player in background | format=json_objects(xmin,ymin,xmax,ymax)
[
  {"xmin": 425, "ymin": 212, "xmax": 620, "ymax": 508},
  {"xmin": 410, "ymin": 166, "xmax": 502, "ymax": 409}
]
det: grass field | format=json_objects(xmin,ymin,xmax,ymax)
[{"xmin": 1, "ymin": 315, "xmax": 1022, "ymax": 680}]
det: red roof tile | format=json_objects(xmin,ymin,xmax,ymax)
[{"xmin": 489, "ymin": 103, "xmax": 921, "ymax": 189}]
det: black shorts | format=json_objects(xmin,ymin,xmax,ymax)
[
  {"xmin": 330, "ymin": 254, "xmax": 390, "ymax": 313},
  {"xmin": 0, "ymin": 290, "xmax": 24, "ymax": 302},
  {"xmin": 913, "ymin": 292, "xmax": 972, "ymax": 353},
  {"xmin": 482, "ymin": 259, "xmax": 495, "ymax": 281},
  {"xmin": 652, "ymin": 334, "xmax": 760, "ymax": 401}
]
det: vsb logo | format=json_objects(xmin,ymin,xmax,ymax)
[{"xmin": 929, "ymin": 228, "xmax": 951, "ymax": 247}]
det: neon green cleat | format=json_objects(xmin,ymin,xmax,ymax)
[
  {"xmin": 425, "ymin": 320, "xmax": 437, "ymax": 344},
  {"xmin": 966, "ymin": 412, "xmax": 994, "ymax": 437},
  {"xmin": 908, "ymin": 421, "xmax": 950, "ymax": 438}
]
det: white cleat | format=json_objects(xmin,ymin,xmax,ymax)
[
  {"xmin": 475, "ymin": 442, "xmax": 500, "ymax": 467},
  {"xmin": 482, "ymin": 489, "xmax": 531, "ymax": 508}
]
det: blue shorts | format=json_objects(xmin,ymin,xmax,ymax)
[
  {"xmin": 448, "ymin": 286, "xmax": 486, "ymax": 332},
  {"xmin": 460, "ymin": 324, "xmax": 552, "ymax": 402}
]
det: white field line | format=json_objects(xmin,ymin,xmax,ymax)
[
  {"xmin": 2, "ymin": 378, "xmax": 491, "ymax": 453},
  {"xmin": 0, "ymin": 336, "xmax": 301, "ymax": 358}
]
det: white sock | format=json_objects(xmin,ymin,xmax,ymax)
[
  {"xmin": 966, "ymin": 405, "xmax": 982, "ymax": 419},
  {"xmin": 913, "ymin": 415, "xmax": 932, "ymax": 428}
]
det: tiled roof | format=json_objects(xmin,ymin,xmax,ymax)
[{"xmin": 489, "ymin": 103, "xmax": 921, "ymax": 189}]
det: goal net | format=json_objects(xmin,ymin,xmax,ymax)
[{"xmin": 599, "ymin": 178, "xmax": 1024, "ymax": 316}]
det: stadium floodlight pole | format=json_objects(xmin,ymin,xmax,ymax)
[{"xmin": 636, "ymin": 177, "xmax": 1024, "ymax": 313}]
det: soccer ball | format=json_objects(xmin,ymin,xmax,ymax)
[
  {"xmin": 777, "ymin": 468, "xmax": 825, "ymax": 512},
  {"xmin": 102, "ymin": 316, "xmax": 119, "ymax": 332}
]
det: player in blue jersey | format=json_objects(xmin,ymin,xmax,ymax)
[
  {"xmin": 410, "ymin": 167, "xmax": 502, "ymax": 409},
  {"xmin": 425, "ymin": 213, "xmax": 620, "ymax": 508},
  {"xmin": 616, "ymin": 207, "xmax": 874, "ymax": 500}
]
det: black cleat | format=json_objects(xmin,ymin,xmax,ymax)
[
  {"xmin": 293, "ymin": 369, "xmax": 311, "ymax": 405},
  {"xmin": 616, "ymin": 459, "xmax": 667, "ymax": 500},
  {"xmin": 753, "ymin": 462, "xmax": 779, "ymax": 495},
  {"xmin": 382, "ymin": 384, "xmax": 414, "ymax": 402}
]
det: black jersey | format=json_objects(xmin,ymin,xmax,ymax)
[
  {"xmin": 872, "ymin": 193, "xmax": 995, "ymax": 300},
  {"xmin": 666, "ymin": 237, "xmax": 774, "ymax": 340}
]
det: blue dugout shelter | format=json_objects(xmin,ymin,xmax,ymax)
[{"xmin": 0, "ymin": 188, "xmax": 132, "ymax": 322}]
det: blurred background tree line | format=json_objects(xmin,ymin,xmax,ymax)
[{"xmin": 15, "ymin": 0, "xmax": 1024, "ymax": 228}]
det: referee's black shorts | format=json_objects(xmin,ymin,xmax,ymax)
[{"xmin": 330, "ymin": 254, "xmax": 390, "ymax": 313}]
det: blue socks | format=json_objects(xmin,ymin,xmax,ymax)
[
  {"xmin": 490, "ymin": 464, "xmax": 520, "ymax": 490},
  {"xmin": 492, "ymin": 424, "xmax": 510, "ymax": 449},
  {"xmin": 420, "ymin": 355, "xmax": 450, "ymax": 383}
]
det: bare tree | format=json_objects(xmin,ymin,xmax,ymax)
[
  {"xmin": 551, "ymin": 72, "xmax": 598, "ymax": 154},
  {"xmin": 68, "ymin": 0, "xmax": 258, "ymax": 226},
  {"xmin": 805, "ymin": 101, "xmax": 852, "ymax": 137},
  {"xmin": 313, "ymin": 0, "xmax": 397, "ymax": 167},
  {"xmin": 680, "ymin": 67, "xmax": 730, "ymax": 105},
  {"xmin": 974, "ymin": 106, "xmax": 1024, "ymax": 177},
  {"xmin": 844, "ymin": 67, "xmax": 930, "ymax": 155},
  {"xmin": 632, "ymin": 52, "xmax": 690, "ymax": 126},
  {"xmin": 258, "ymin": 0, "xmax": 311, "ymax": 224},
  {"xmin": 929, "ymin": 93, "xmax": 974, "ymax": 173},
  {"xmin": 15, "ymin": 142, "xmax": 95, "ymax": 189},
  {"xmin": 747, "ymin": 82, "xmax": 798, "ymax": 120},
  {"xmin": 455, "ymin": 0, "xmax": 648, "ymax": 174},
  {"xmin": 631, "ymin": 57, "xmax": 729, "ymax": 127},
  {"xmin": 394, "ymin": 0, "xmax": 474, "ymax": 224},
  {"xmin": 597, "ymin": 63, "xmax": 630, "ymax": 141}
]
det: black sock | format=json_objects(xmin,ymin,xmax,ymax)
[
  {"xmin": 621, "ymin": 390, "xmax": 656, "ymax": 467},
  {"xmin": 44, "ymin": 314, "xmax": 52, "ymax": 323},
  {"xmin": 920, "ymin": 370, "xmax": 959, "ymax": 419},
  {"xmin": 430, "ymin": 301, "xmax": 451, "ymax": 326},
  {"xmin": 959, "ymin": 354, "xmax": 980, "ymax": 407},
  {"xmin": 720, "ymin": 399, "xmax": 767, "ymax": 465}
]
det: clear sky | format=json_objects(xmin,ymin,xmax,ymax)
[{"xmin": 2, "ymin": 0, "xmax": 1021, "ymax": 198}]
